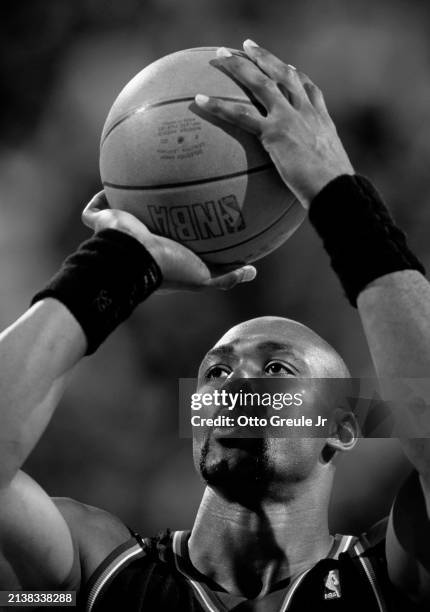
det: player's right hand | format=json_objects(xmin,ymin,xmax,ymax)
[
  {"xmin": 82, "ymin": 192, "xmax": 256, "ymax": 292},
  {"xmin": 195, "ymin": 41, "xmax": 354, "ymax": 209}
]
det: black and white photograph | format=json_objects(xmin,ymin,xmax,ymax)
[{"xmin": 0, "ymin": 1, "xmax": 429, "ymax": 610}]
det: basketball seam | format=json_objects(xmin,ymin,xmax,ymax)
[
  {"xmin": 100, "ymin": 97, "xmax": 255, "ymax": 147},
  {"xmin": 103, "ymin": 162, "xmax": 273, "ymax": 191}
]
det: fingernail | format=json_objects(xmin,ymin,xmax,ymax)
[
  {"xmin": 244, "ymin": 39, "xmax": 259, "ymax": 48},
  {"xmin": 287, "ymin": 64, "xmax": 297, "ymax": 70},
  {"xmin": 195, "ymin": 94, "xmax": 210, "ymax": 105},
  {"xmin": 241, "ymin": 266, "xmax": 257, "ymax": 282},
  {"xmin": 216, "ymin": 47, "xmax": 233, "ymax": 58}
]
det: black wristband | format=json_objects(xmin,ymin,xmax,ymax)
[
  {"xmin": 308, "ymin": 174, "xmax": 425, "ymax": 306},
  {"xmin": 31, "ymin": 229, "xmax": 162, "ymax": 354}
]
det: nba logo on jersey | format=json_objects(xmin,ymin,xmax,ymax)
[{"xmin": 324, "ymin": 569, "xmax": 341, "ymax": 600}]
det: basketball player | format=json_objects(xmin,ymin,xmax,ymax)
[{"xmin": 0, "ymin": 40, "xmax": 429, "ymax": 611}]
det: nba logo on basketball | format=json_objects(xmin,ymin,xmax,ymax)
[
  {"xmin": 147, "ymin": 194, "xmax": 246, "ymax": 243},
  {"xmin": 323, "ymin": 570, "xmax": 341, "ymax": 600}
]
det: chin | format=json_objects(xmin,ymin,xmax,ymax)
[{"xmin": 198, "ymin": 437, "xmax": 273, "ymax": 503}]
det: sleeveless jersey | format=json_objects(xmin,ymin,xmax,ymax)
[{"xmin": 79, "ymin": 529, "xmax": 424, "ymax": 611}]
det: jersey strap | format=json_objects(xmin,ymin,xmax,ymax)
[
  {"xmin": 350, "ymin": 538, "xmax": 388, "ymax": 612},
  {"xmin": 172, "ymin": 530, "xmax": 223, "ymax": 612},
  {"xmin": 84, "ymin": 536, "xmax": 145, "ymax": 612}
]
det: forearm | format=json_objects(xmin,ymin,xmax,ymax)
[
  {"xmin": 358, "ymin": 270, "xmax": 430, "ymax": 378},
  {"xmin": 0, "ymin": 208, "xmax": 233, "ymax": 485},
  {"xmin": 0, "ymin": 299, "xmax": 86, "ymax": 486},
  {"xmin": 309, "ymin": 175, "xmax": 430, "ymax": 491},
  {"xmin": 0, "ymin": 225, "xmax": 167, "ymax": 487},
  {"xmin": 358, "ymin": 271, "xmax": 430, "ymax": 490}
]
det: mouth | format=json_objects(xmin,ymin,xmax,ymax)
[
  {"xmin": 212, "ymin": 423, "xmax": 242, "ymax": 438},
  {"xmin": 212, "ymin": 432, "xmax": 264, "ymax": 452}
]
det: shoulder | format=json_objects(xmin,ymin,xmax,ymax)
[
  {"xmin": 81, "ymin": 530, "xmax": 190, "ymax": 612},
  {"xmin": 53, "ymin": 497, "xmax": 130, "ymax": 543},
  {"xmin": 53, "ymin": 497, "xmax": 133, "ymax": 585}
]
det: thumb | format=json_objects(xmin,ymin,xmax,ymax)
[
  {"xmin": 204, "ymin": 265, "xmax": 257, "ymax": 290},
  {"xmin": 82, "ymin": 191, "xmax": 110, "ymax": 229}
]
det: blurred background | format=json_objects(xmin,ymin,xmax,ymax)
[{"xmin": 1, "ymin": 0, "xmax": 429, "ymax": 536}]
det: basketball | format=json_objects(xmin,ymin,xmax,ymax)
[{"xmin": 99, "ymin": 47, "xmax": 306, "ymax": 265}]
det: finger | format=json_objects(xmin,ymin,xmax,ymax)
[
  {"xmin": 302, "ymin": 80, "xmax": 330, "ymax": 116},
  {"xmin": 85, "ymin": 191, "xmax": 109, "ymax": 213},
  {"xmin": 205, "ymin": 265, "xmax": 257, "ymax": 291},
  {"xmin": 214, "ymin": 47, "xmax": 286, "ymax": 112},
  {"xmin": 195, "ymin": 94, "xmax": 263, "ymax": 135},
  {"xmin": 207, "ymin": 261, "xmax": 248, "ymax": 275},
  {"xmin": 242, "ymin": 40, "xmax": 309, "ymax": 109},
  {"xmin": 243, "ymin": 39, "xmax": 296, "ymax": 83},
  {"xmin": 291, "ymin": 70, "xmax": 329, "ymax": 114},
  {"xmin": 82, "ymin": 191, "xmax": 109, "ymax": 228}
]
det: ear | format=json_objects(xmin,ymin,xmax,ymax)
[{"xmin": 325, "ymin": 410, "xmax": 360, "ymax": 454}]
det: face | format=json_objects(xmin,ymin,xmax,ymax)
[{"xmin": 193, "ymin": 316, "xmax": 355, "ymax": 503}]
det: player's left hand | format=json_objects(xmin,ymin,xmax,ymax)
[
  {"xmin": 82, "ymin": 192, "xmax": 257, "ymax": 292},
  {"xmin": 195, "ymin": 40, "xmax": 354, "ymax": 208}
]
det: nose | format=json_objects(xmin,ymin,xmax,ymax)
[
  {"xmin": 228, "ymin": 361, "xmax": 260, "ymax": 381},
  {"xmin": 221, "ymin": 373, "xmax": 259, "ymax": 395},
  {"xmin": 220, "ymin": 375, "xmax": 265, "ymax": 421}
]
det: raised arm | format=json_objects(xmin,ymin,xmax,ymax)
[
  {"xmin": 357, "ymin": 271, "xmax": 430, "ymax": 602},
  {"xmin": 195, "ymin": 40, "xmax": 430, "ymax": 603},
  {"xmin": 0, "ymin": 191, "xmax": 255, "ymax": 592}
]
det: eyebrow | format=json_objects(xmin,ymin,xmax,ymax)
[{"xmin": 203, "ymin": 344, "xmax": 236, "ymax": 361}]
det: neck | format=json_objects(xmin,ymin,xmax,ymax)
[{"xmin": 188, "ymin": 479, "xmax": 332, "ymax": 599}]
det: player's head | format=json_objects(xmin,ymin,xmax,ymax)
[{"xmin": 193, "ymin": 316, "xmax": 358, "ymax": 507}]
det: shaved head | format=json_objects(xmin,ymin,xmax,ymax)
[
  {"xmin": 203, "ymin": 316, "xmax": 351, "ymax": 380},
  {"xmin": 194, "ymin": 315, "xmax": 357, "ymax": 504}
]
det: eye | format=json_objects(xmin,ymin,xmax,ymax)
[
  {"xmin": 205, "ymin": 365, "xmax": 231, "ymax": 380},
  {"xmin": 264, "ymin": 361, "xmax": 295, "ymax": 376}
]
